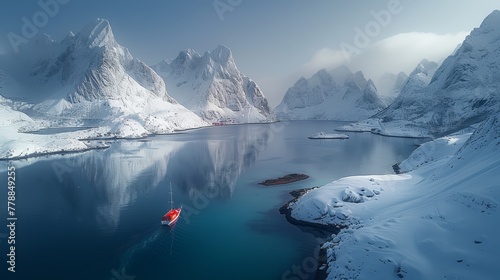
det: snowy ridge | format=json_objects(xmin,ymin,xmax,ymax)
[
  {"xmin": 152, "ymin": 45, "xmax": 276, "ymax": 123},
  {"xmin": 337, "ymin": 59, "xmax": 440, "ymax": 137},
  {"xmin": 1, "ymin": 18, "xmax": 206, "ymax": 136},
  {"xmin": 275, "ymin": 67, "xmax": 386, "ymax": 121},
  {"xmin": 374, "ymin": 10, "xmax": 500, "ymax": 136},
  {"xmin": 402, "ymin": 59, "xmax": 438, "ymax": 96},
  {"xmin": 288, "ymin": 113, "xmax": 500, "ymax": 279},
  {"xmin": 0, "ymin": 18, "xmax": 210, "ymax": 160}
]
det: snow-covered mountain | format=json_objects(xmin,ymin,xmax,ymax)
[
  {"xmin": 376, "ymin": 10, "xmax": 500, "ymax": 135},
  {"xmin": 399, "ymin": 59, "xmax": 438, "ymax": 97},
  {"xmin": 0, "ymin": 18, "xmax": 206, "ymax": 137},
  {"xmin": 152, "ymin": 46, "xmax": 276, "ymax": 123},
  {"xmin": 373, "ymin": 59, "xmax": 438, "ymax": 121},
  {"xmin": 275, "ymin": 67, "xmax": 386, "ymax": 121},
  {"xmin": 376, "ymin": 71, "xmax": 408, "ymax": 98}
]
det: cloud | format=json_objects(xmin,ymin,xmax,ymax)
[
  {"xmin": 352, "ymin": 31, "xmax": 470, "ymax": 79},
  {"xmin": 301, "ymin": 48, "xmax": 349, "ymax": 77},
  {"xmin": 301, "ymin": 31, "xmax": 469, "ymax": 80}
]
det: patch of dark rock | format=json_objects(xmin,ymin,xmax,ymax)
[
  {"xmin": 392, "ymin": 163, "xmax": 402, "ymax": 174},
  {"xmin": 259, "ymin": 173, "xmax": 309, "ymax": 186}
]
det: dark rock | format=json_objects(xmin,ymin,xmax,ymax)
[{"xmin": 259, "ymin": 173, "xmax": 309, "ymax": 186}]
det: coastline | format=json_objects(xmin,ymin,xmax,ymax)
[
  {"xmin": 278, "ymin": 123, "xmax": 498, "ymax": 279},
  {"xmin": 0, "ymin": 144, "xmax": 109, "ymax": 161},
  {"xmin": 279, "ymin": 188, "xmax": 346, "ymax": 280},
  {"xmin": 0, "ymin": 121, "xmax": 280, "ymax": 161}
]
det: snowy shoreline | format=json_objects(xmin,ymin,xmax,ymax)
[
  {"xmin": 0, "ymin": 120, "xmax": 280, "ymax": 161},
  {"xmin": 281, "ymin": 115, "xmax": 500, "ymax": 279},
  {"xmin": 0, "ymin": 144, "xmax": 110, "ymax": 161},
  {"xmin": 335, "ymin": 118, "xmax": 434, "ymax": 139}
]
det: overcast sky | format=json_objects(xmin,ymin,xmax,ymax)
[{"xmin": 1, "ymin": 0, "xmax": 499, "ymax": 106}]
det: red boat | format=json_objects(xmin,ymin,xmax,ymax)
[
  {"xmin": 161, "ymin": 183, "xmax": 182, "ymax": 226},
  {"xmin": 161, "ymin": 206, "xmax": 182, "ymax": 226}
]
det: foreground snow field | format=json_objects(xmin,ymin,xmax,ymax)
[{"xmin": 288, "ymin": 114, "xmax": 500, "ymax": 279}]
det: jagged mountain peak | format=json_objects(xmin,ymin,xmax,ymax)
[
  {"xmin": 275, "ymin": 67, "xmax": 385, "ymax": 121},
  {"xmin": 315, "ymin": 68, "xmax": 329, "ymax": 76},
  {"xmin": 176, "ymin": 48, "xmax": 198, "ymax": 61},
  {"xmin": 459, "ymin": 10, "xmax": 500, "ymax": 54},
  {"xmin": 343, "ymin": 70, "xmax": 367, "ymax": 90},
  {"xmin": 311, "ymin": 68, "xmax": 335, "ymax": 84},
  {"xmin": 75, "ymin": 18, "xmax": 115, "ymax": 48},
  {"xmin": 352, "ymin": 71, "xmax": 368, "ymax": 88},
  {"xmin": 365, "ymin": 79, "xmax": 377, "ymax": 90},
  {"xmin": 209, "ymin": 45, "xmax": 233, "ymax": 65},
  {"xmin": 168, "ymin": 45, "xmax": 237, "ymax": 77},
  {"xmin": 294, "ymin": 76, "xmax": 307, "ymax": 85},
  {"xmin": 152, "ymin": 45, "xmax": 275, "ymax": 123},
  {"xmin": 375, "ymin": 10, "xmax": 500, "ymax": 136},
  {"xmin": 478, "ymin": 9, "xmax": 500, "ymax": 31},
  {"xmin": 169, "ymin": 49, "xmax": 198, "ymax": 69},
  {"xmin": 430, "ymin": 10, "xmax": 500, "ymax": 89},
  {"xmin": 410, "ymin": 59, "xmax": 438, "ymax": 76},
  {"xmin": 394, "ymin": 71, "xmax": 408, "ymax": 85},
  {"xmin": 386, "ymin": 59, "xmax": 438, "ymax": 99},
  {"xmin": 0, "ymin": 18, "xmax": 206, "ymax": 136},
  {"xmin": 3, "ymin": 17, "xmax": 171, "ymax": 104}
]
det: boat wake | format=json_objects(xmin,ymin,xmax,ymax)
[{"xmin": 115, "ymin": 222, "xmax": 186, "ymax": 275}]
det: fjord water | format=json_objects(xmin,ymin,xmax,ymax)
[{"xmin": 0, "ymin": 121, "xmax": 424, "ymax": 280}]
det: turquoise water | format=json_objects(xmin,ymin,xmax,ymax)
[{"xmin": 0, "ymin": 121, "xmax": 424, "ymax": 280}]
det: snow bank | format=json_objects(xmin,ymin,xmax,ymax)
[
  {"xmin": 289, "ymin": 114, "xmax": 500, "ymax": 279},
  {"xmin": 336, "ymin": 118, "xmax": 433, "ymax": 138}
]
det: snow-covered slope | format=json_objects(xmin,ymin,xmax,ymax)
[
  {"xmin": 376, "ymin": 10, "xmax": 500, "ymax": 135},
  {"xmin": 152, "ymin": 46, "xmax": 275, "ymax": 123},
  {"xmin": 0, "ymin": 94, "xmax": 111, "ymax": 159},
  {"xmin": 275, "ymin": 67, "xmax": 386, "ymax": 121},
  {"xmin": 1, "ymin": 18, "xmax": 206, "ymax": 136},
  {"xmin": 401, "ymin": 59, "xmax": 438, "ymax": 96},
  {"xmin": 287, "ymin": 113, "xmax": 500, "ymax": 279},
  {"xmin": 374, "ymin": 59, "xmax": 438, "ymax": 121}
]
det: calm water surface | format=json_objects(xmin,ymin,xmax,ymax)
[{"xmin": 0, "ymin": 121, "xmax": 424, "ymax": 280}]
